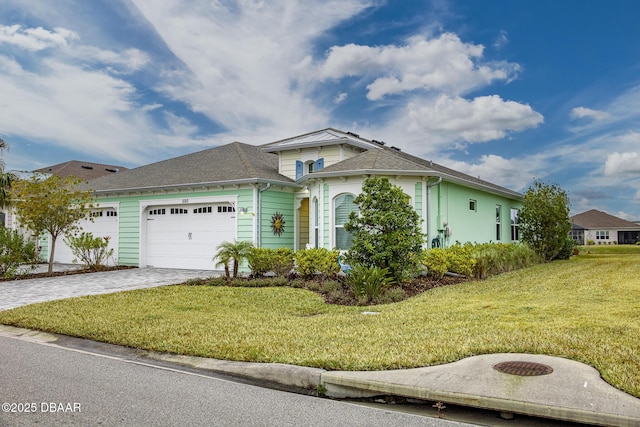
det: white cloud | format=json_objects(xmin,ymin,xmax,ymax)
[
  {"xmin": 571, "ymin": 106, "xmax": 610, "ymax": 121},
  {"xmin": 404, "ymin": 95, "xmax": 543, "ymax": 143},
  {"xmin": 319, "ymin": 33, "xmax": 520, "ymax": 100},
  {"xmin": 131, "ymin": 0, "xmax": 373, "ymax": 132},
  {"xmin": 334, "ymin": 92, "xmax": 348, "ymax": 104},
  {"xmin": 493, "ymin": 30, "xmax": 509, "ymax": 50},
  {"xmin": 75, "ymin": 46, "xmax": 150, "ymax": 72},
  {"xmin": 604, "ymin": 152, "xmax": 640, "ymax": 176},
  {"xmin": 441, "ymin": 154, "xmax": 543, "ymax": 191},
  {"xmin": 0, "ymin": 24, "xmax": 78, "ymax": 51}
]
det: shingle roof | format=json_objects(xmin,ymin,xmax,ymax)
[
  {"xmin": 87, "ymin": 142, "xmax": 293, "ymax": 193},
  {"xmin": 305, "ymin": 143, "xmax": 523, "ymax": 200},
  {"xmin": 571, "ymin": 209, "xmax": 640, "ymax": 229},
  {"xmin": 35, "ymin": 160, "xmax": 127, "ymax": 181}
]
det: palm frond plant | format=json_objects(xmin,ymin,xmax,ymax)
[{"xmin": 214, "ymin": 240, "xmax": 254, "ymax": 279}]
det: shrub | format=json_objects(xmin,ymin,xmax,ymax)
[
  {"xmin": 347, "ymin": 264, "xmax": 395, "ymax": 304},
  {"xmin": 64, "ymin": 232, "xmax": 114, "ymax": 271},
  {"xmin": 0, "ymin": 228, "xmax": 38, "ymax": 278},
  {"xmin": 422, "ymin": 248, "xmax": 450, "ymax": 279},
  {"xmin": 294, "ymin": 248, "xmax": 340, "ymax": 279},
  {"xmin": 247, "ymin": 247, "xmax": 294, "ymax": 277},
  {"xmin": 555, "ymin": 238, "xmax": 577, "ymax": 260},
  {"xmin": 471, "ymin": 243, "xmax": 542, "ymax": 278},
  {"xmin": 344, "ymin": 177, "xmax": 424, "ymax": 281},
  {"xmin": 424, "ymin": 242, "xmax": 542, "ymax": 280}
]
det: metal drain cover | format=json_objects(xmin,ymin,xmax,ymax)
[{"xmin": 493, "ymin": 361, "xmax": 553, "ymax": 376}]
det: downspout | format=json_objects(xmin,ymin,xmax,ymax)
[
  {"xmin": 426, "ymin": 176, "xmax": 442, "ymax": 249},
  {"xmin": 256, "ymin": 183, "xmax": 271, "ymax": 247}
]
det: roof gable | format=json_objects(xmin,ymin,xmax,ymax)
[{"xmin": 261, "ymin": 128, "xmax": 381, "ymax": 152}]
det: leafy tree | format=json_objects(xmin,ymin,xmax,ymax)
[
  {"xmin": 0, "ymin": 227, "xmax": 38, "ymax": 277},
  {"xmin": 345, "ymin": 177, "xmax": 425, "ymax": 281},
  {"xmin": 214, "ymin": 240, "xmax": 254, "ymax": 279},
  {"xmin": 10, "ymin": 174, "xmax": 95, "ymax": 273},
  {"xmin": 0, "ymin": 137, "xmax": 16, "ymax": 209},
  {"xmin": 518, "ymin": 180, "xmax": 571, "ymax": 261}
]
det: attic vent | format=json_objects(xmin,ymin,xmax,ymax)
[
  {"xmin": 346, "ymin": 131, "xmax": 360, "ymax": 138},
  {"xmin": 105, "ymin": 168, "xmax": 119, "ymax": 173},
  {"xmin": 81, "ymin": 165, "xmax": 94, "ymax": 170},
  {"xmin": 371, "ymin": 139, "xmax": 386, "ymax": 146},
  {"xmin": 390, "ymin": 146, "xmax": 401, "ymax": 151}
]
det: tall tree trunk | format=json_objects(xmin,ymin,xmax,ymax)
[{"xmin": 48, "ymin": 235, "xmax": 57, "ymax": 273}]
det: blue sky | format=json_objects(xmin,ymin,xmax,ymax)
[{"xmin": 1, "ymin": 0, "xmax": 639, "ymax": 219}]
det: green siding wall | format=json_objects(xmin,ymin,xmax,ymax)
[
  {"xmin": 432, "ymin": 182, "xmax": 522, "ymax": 246},
  {"xmin": 236, "ymin": 191, "xmax": 255, "ymax": 243},
  {"xmin": 414, "ymin": 181, "xmax": 423, "ymax": 217},
  {"xmin": 323, "ymin": 183, "xmax": 330, "ymax": 247},
  {"xmin": 260, "ymin": 190, "xmax": 294, "ymax": 249}
]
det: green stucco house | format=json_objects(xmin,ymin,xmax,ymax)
[{"xmin": 46, "ymin": 128, "xmax": 523, "ymax": 269}]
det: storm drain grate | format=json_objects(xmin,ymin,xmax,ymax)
[{"xmin": 493, "ymin": 361, "xmax": 553, "ymax": 376}]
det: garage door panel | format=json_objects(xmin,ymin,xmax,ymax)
[
  {"xmin": 145, "ymin": 203, "xmax": 236, "ymax": 270},
  {"xmin": 55, "ymin": 209, "xmax": 119, "ymax": 265}
]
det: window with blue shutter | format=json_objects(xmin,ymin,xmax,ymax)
[
  {"xmin": 296, "ymin": 160, "xmax": 303, "ymax": 180},
  {"xmin": 314, "ymin": 158, "xmax": 324, "ymax": 171}
]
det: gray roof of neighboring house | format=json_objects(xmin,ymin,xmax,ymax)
[
  {"xmin": 303, "ymin": 143, "xmax": 523, "ymax": 200},
  {"xmin": 35, "ymin": 160, "xmax": 127, "ymax": 181},
  {"xmin": 87, "ymin": 142, "xmax": 294, "ymax": 193},
  {"xmin": 571, "ymin": 209, "xmax": 640, "ymax": 229}
]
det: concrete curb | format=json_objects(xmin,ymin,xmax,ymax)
[
  {"xmin": 320, "ymin": 354, "xmax": 640, "ymax": 427},
  {"xmin": 2, "ymin": 325, "xmax": 639, "ymax": 426},
  {"xmin": 146, "ymin": 352, "xmax": 326, "ymax": 395}
]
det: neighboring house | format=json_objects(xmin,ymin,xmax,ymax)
[
  {"xmin": 570, "ymin": 209, "xmax": 640, "ymax": 245},
  {"xmin": 34, "ymin": 160, "xmax": 127, "ymax": 181},
  {"xmin": 38, "ymin": 128, "xmax": 525, "ymax": 270},
  {"xmin": 3, "ymin": 161, "xmax": 127, "ymax": 262}
]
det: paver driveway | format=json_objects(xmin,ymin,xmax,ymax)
[{"xmin": 0, "ymin": 267, "xmax": 219, "ymax": 311}]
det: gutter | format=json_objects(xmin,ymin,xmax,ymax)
[{"xmin": 91, "ymin": 178, "xmax": 300, "ymax": 196}]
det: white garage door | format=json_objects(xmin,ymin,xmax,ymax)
[
  {"xmin": 145, "ymin": 202, "xmax": 236, "ymax": 269},
  {"xmin": 55, "ymin": 208, "xmax": 119, "ymax": 265}
]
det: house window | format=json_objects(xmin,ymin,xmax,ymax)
[
  {"xmin": 469, "ymin": 199, "xmax": 477, "ymax": 211},
  {"xmin": 334, "ymin": 193, "xmax": 357, "ymax": 250},
  {"xmin": 510, "ymin": 208, "xmax": 519, "ymax": 241},
  {"xmin": 106, "ymin": 210, "xmax": 117, "ymax": 217},
  {"xmin": 91, "ymin": 211, "xmax": 103, "ymax": 218},
  {"xmin": 217, "ymin": 206, "xmax": 235, "ymax": 213},
  {"xmin": 149, "ymin": 208, "xmax": 166, "ymax": 215},
  {"xmin": 596, "ymin": 230, "xmax": 609, "ymax": 240},
  {"xmin": 496, "ymin": 205, "xmax": 501, "ymax": 241},
  {"xmin": 170, "ymin": 208, "xmax": 188, "ymax": 215},
  {"xmin": 194, "ymin": 206, "xmax": 213, "ymax": 214}
]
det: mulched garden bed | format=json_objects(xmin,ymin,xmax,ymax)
[{"xmin": 1, "ymin": 265, "xmax": 137, "ymax": 282}]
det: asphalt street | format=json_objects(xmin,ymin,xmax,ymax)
[{"xmin": 0, "ymin": 335, "xmax": 472, "ymax": 427}]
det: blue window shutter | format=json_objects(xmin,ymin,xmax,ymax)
[
  {"xmin": 296, "ymin": 160, "xmax": 303, "ymax": 180},
  {"xmin": 315, "ymin": 158, "xmax": 324, "ymax": 171}
]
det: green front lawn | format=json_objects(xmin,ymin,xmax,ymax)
[{"xmin": 1, "ymin": 253, "xmax": 639, "ymax": 397}]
